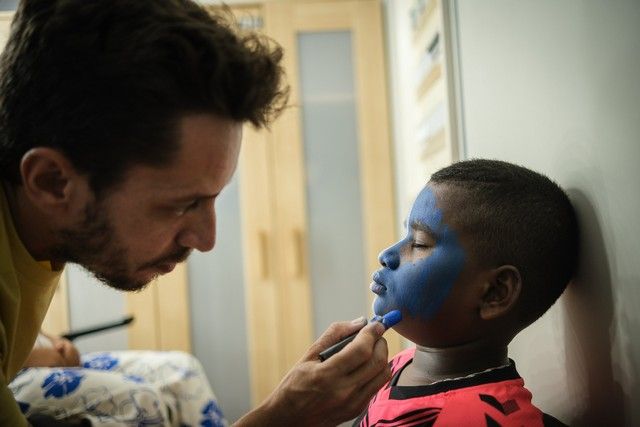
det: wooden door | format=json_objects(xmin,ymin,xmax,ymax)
[
  {"xmin": 235, "ymin": 0, "xmax": 401, "ymax": 405},
  {"xmin": 126, "ymin": 265, "xmax": 191, "ymax": 351}
]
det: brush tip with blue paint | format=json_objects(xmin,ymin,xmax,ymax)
[
  {"xmin": 381, "ymin": 310, "xmax": 402, "ymax": 329},
  {"xmin": 318, "ymin": 310, "xmax": 402, "ymax": 361}
]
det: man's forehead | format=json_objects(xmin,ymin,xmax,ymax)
[
  {"xmin": 108, "ymin": 156, "xmax": 235, "ymax": 206},
  {"xmin": 119, "ymin": 116, "xmax": 240, "ymax": 194}
]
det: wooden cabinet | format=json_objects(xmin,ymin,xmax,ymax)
[
  {"xmin": 228, "ymin": 0, "xmax": 401, "ymax": 405},
  {"xmin": 0, "ymin": 12, "xmax": 11, "ymax": 47},
  {"xmin": 126, "ymin": 264, "xmax": 191, "ymax": 352}
]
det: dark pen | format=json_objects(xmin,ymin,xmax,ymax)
[{"xmin": 319, "ymin": 310, "xmax": 402, "ymax": 362}]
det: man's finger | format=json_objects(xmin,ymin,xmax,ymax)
[
  {"xmin": 303, "ymin": 317, "xmax": 367, "ymax": 361},
  {"xmin": 350, "ymin": 356, "xmax": 392, "ymax": 414},
  {"xmin": 324, "ymin": 321, "xmax": 386, "ymax": 374},
  {"xmin": 345, "ymin": 334, "xmax": 389, "ymax": 380}
]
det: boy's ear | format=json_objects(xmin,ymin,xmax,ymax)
[
  {"xmin": 479, "ymin": 265, "xmax": 522, "ymax": 320},
  {"xmin": 20, "ymin": 147, "xmax": 88, "ymax": 214}
]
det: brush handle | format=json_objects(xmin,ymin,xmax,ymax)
[
  {"xmin": 318, "ymin": 311, "xmax": 401, "ymax": 362},
  {"xmin": 61, "ymin": 316, "xmax": 134, "ymax": 341},
  {"xmin": 318, "ymin": 331, "xmax": 358, "ymax": 361}
]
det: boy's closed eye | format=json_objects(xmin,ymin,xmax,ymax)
[
  {"xmin": 411, "ymin": 240, "xmax": 431, "ymax": 249},
  {"xmin": 410, "ymin": 222, "xmax": 436, "ymax": 247},
  {"xmin": 411, "ymin": 233, "xmax": 434, "ymax": 249}
]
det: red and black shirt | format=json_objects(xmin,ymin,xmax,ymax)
[{"xmin": 354, "ymin": 348, "xmax": 566, "ymax": 427}]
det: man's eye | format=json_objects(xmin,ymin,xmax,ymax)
[{"xmin": 175, "ymin": 200, "xmax": 199, "ymax": 215}]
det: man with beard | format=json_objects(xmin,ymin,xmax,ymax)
[{"xmin": 0, "ymin": 1, "xmax": 391, "ymax": 426}]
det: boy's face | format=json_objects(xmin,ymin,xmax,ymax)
[{"xmin": 371, "ymin": 184, "xmax": 475, "ymax": 343}]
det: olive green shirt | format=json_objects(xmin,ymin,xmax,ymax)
[{"xmin": 1, "ymin": 185, "xmax": 61, "ymax": 426}]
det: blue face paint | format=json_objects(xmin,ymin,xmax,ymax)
[{"xmin": 371, "ymin": 186, "xmax": 466, "ymax": 320}]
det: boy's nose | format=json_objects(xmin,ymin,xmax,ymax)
[{"xmin": 378, "ymin": 246, "xmax": 400, "ymax": 270}]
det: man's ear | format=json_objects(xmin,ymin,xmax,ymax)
[
  {"xmin": 19, "ymin": 147, "xmax": 87, "ymax": 213},
  {"xmin": 479, "ymin": 265, "xmax": 522, "ymax": 320}
]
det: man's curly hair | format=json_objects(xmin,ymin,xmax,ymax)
[{"xmin": 0, "ymin": 0, "xmax": 288, "ymax": 193}]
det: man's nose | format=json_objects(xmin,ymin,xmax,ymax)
[
  {"xmin": 378, "ymin": 244, "xmax": 400, "ymax": 270},
  {"xmin": 177, "ymin": 207, "xmax": 217, "ymax": 252}
]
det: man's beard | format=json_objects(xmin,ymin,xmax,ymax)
[{"xmin": 50, "ymin": 201, "xmax": 190, "ymax": 292}]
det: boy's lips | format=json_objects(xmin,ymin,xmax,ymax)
[
  {"xmin": 370, "ymin": 281, "xmax": 387, "ymax": 295},
  {"xmin": 371, "ymin": 271, "xmax": 387, "ymax": 295}
]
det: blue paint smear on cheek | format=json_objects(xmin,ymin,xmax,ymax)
[
  {"xmin": 387, "ymin": 187, "xmax": 466, "ymax": 320},
  {"xmin": 413, "ymin": 226, "xmax": 466, "ymax": 319}
]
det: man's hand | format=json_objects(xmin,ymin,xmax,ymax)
[{"xmin": 236, "ymin": 318, "xmax": 391, "ymax": 427}]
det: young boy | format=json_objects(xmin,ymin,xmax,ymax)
[{"xmin": 356, "ymin": 159, "xmax": 578, "ymax": 427}]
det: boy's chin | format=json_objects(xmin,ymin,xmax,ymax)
[{"xmin": 372, "ymin": 298, "xmax": 396, "ymax": 317}]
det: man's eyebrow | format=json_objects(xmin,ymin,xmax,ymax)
[{"xmin": 170, "ymin": 192, "xmax": 220, "ymax": 203}]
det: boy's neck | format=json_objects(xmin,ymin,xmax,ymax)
[{"xmin": 398, "ymin": 339, "xmax": 509, "ymax": 386}]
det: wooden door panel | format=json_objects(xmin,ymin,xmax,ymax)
[{"xmin": 238, "ymin": 0, "xmax": 401, "ymax": 406}]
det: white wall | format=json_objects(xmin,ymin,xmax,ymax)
[
  {"xmin": 453, "ymin": 0, "xmax": 640, "ymax": 425},
  {"xmin": 386, "ymin": 0, "xmax": 640, "ymax": 425}
]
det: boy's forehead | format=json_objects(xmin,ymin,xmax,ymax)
[
  {"xmin": 410, "ymin": 183, "xmax": 468, "ymax": 231},
  {"xmin": 410, "ymin": 184, "xmax": 450, "ymax": 214},
  {"xmin": 409, "ymin": 186, "xmax": 439, "ymax": 218},
  {"xmin": 404, "ymin": 187, "xmax": 441, "ymax": 237}
]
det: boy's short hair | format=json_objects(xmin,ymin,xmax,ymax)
[
  {"xmin": 430, "ymin": 159, "xmax": 579, "ymax": 326},
  {"xmin": 0, "ymin": 0, "xmax": 287, "ymax": 193}
]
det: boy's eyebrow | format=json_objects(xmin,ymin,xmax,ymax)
[{"xmin": 409, "ymin": 220, "xmax": 436, "ymax": 238}]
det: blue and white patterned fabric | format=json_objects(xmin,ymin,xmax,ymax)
[
  {"xmin": 41, "ymin": 370, "xmax": 85, "ymax": 398},
  {"xmin": 82, "ymin": 353, "xmax": 119, "ymax": 371},
  {"xmin": 10, "ymin": 351, "xmax": 227, "ymax": 427},
  {"xmin": 200, "ymin": 399, "xmax": 226, "ymax": 427}
]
